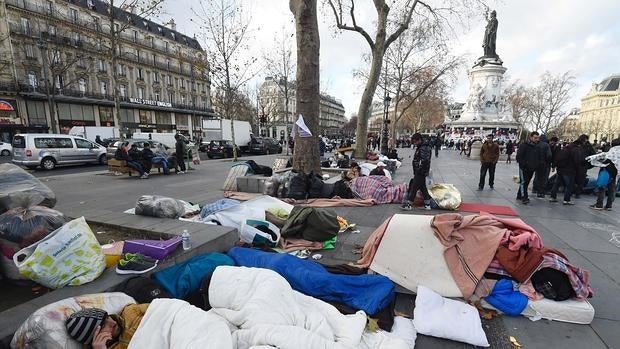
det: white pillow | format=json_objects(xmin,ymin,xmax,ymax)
[{"xmin": 413, "ymin": 286, "xmax": 489, "ymax": 347}]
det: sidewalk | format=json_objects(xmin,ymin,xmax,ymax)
[{"xmin": 34, "ymin": 148, "xmax": 620, "ymax": 348}]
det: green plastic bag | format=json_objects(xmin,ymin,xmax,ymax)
[{"xmin": 13, "ymin": 217, "xmax": 105, "ymax": 289}]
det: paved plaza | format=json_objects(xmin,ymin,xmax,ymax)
[{"xmin": 3, "ymin": 149, "xmax": 619, "ymax": 348}]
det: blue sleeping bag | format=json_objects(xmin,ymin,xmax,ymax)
[
  {"xmin": 227, "ymin": 247, "xmax": 395, "ymax": 315},
  {"xmin": 153, "ymin": 252, "xmax": 235, "ymax": 299}
]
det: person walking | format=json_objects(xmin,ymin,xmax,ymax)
[
  {"xmin": 401, "ymin": 133, "xmax": 432, "ymax": 211},
  {"xmin": 549, "ymin": 139, "xmax": 582, "ymax": 205},
  {"xmin": 434, "ymin": 134, "xmax": 442, "ymax": 158},
  {"xmin": 574, "ymin": 134, "xmax": 595, "ymax": 198},
  {"xmin": 590, "ymin": 139, "xmax": 619, "ymax": 210},
  {"xmin": 516, "ymin": 131, "xmax": 541, "ymax": 204},
  {"xmin": 534, "ymin": 135, "xmax": 552, "ymax": 198},
  {"xmin": 505, "ymin": 140, "xmax": 514, "ymax": 164},
  {"xmin": 478, "ymin": 134, "xmax": 500, "ymax": 190},
  {"xmin": 174, "ymin": 134, "xmax": 187, "ymax": 174}
]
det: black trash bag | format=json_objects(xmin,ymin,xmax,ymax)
[
  {"xmin": 307, "ymin": 173, "xmax": 325, "ymax": 199},
  {"xmin": 531, "ymin": 267, "xmax": 576, "ymax": 301},
  {"xmin": 0, "ymin": 164, "xmax": 57, "ymax": 214},
  {"xmin": 135, "ymin": 195, "xmax": 186, "ymax": 219},
  {"xmin": 287, "ymin": 172, "xmax": 309, "ymax": 200},
  {"xmin": 112, "ymin": 276, "xmax": 171, "ymax": 304},
  {"xmin": 245, "ymin": 160, "xmax": 273, "ymax": 177},
  {"xmin": 331, "ymin": 180, "xmax": 354, "ymax": 199}
]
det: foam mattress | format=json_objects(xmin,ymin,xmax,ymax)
[
  {"xmin": 482, "ymin": 298, "xmax": 595, "ymax": 325},
  {"xmin": 370, "ymin": 214, "xmax": 463, "ymax": 297}
]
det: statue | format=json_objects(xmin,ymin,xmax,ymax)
[{"xmin": 482, "ymin": 10, "xmax": 498, "ymax": 58}]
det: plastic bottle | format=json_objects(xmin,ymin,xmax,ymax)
[{"xmin": 182, "ymin": 230, "xmax": 191, "ymax": 250}]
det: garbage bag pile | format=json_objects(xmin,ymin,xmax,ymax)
[
  {"xmin": 0, "ymin": 164, "xmax": 57, "ymax": 214},
  {"xmin": 135, "ymin": 195, "xmax": 199, "ymax": 219}
]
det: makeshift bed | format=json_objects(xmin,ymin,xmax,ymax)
[{"xmin": 481, "ymin": 297, "xmax": 595, "ymax": 325}]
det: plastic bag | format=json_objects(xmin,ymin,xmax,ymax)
[
  {"xmin": 13, "ymin": 217, "xmax": 105, "ymax": 289},
  {"xmin": 595, "ymin": 168, "xmax": 610, "ymax": 189},
  {"xmin": 429, "ymin": 183, "xmax": 462, "ymax": 210},
  {"xmin": 0, "ymin": 164, "xmax": 56, "ymax": 214},
  {"xmin": 240, "ymin": 219, "xmax": 281, "ymax": 247},
  {"xmin": 263, "ymin": 174, "xmax": 285, "ymax": 197},
  {"xmin": 135, "ymin": 195, "xmax": 187, "ymax": 219},
  {"xmin": 307, "ymin": 172, "xmax": 325, "ymax": 199},
  {"xmin": 287, "ymin": 172, "xmax": 308, "ymax": 200}
]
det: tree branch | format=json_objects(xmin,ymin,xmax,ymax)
[{"xmin": 327, "ymin": 0, "xmax": 375, "ymax": 49}]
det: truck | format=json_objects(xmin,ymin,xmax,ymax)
[
  {"xmin": 201, "ymin": 119, "xmax": 253, "ymax": 153},
  {"xmin": 132, "ymin": 132, "xmax": 180, "ymax": 148},
  {"xmin": 69, "ymin": 126, "xmax": 119, "ymax": 143}
]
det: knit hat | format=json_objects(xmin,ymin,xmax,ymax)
[{"xmin": 65, "ymin": 308, "xmax": 108, "ymax": 344}]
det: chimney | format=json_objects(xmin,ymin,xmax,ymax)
[{"xmin": 166, "ymin": 19, "xmax": 176, "ymax": 31}]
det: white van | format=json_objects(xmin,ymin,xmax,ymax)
[{"xmin": 12, "ymin": 134, "xmax": 107, "ymax": 170}]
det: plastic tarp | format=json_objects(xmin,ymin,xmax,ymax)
[
  {"xmin": 202, "ymin": 195, "xmax": 293, "ymax": 230},
  {"xmin": 227, "ymin": 247, "xmax": 395, "ymax": 315},
  {"xmin": 135, "ymin": 195, "xmax": 199, "ymax": 219},
  {"xmin": 0, "ymin": 164, "xmax": 56, "ymax": 213}
]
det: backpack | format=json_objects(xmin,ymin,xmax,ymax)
[
  {"xmin": 307, "ymin": 173, "xmax": 324, "ymax": 199},
  {"xmin": 281, "ymin": 206, "xmax": 340, "ymax": 242},
  {"xmin": 111, "ymin": 276, "xmax": 171, "ymax": 304},
  {"xmin": 331, "ymin": 180, "xmax": 354, "ymax": 199},
  {"xmin": 184, "ymin": 274, "xmax": 213, "ymax": 311}
]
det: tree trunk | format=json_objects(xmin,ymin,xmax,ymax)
[
  {"xmin": 109, "ymin": 0, "xmax": 122, "ymax": 139},
  {"xmin": 290, "ymin": 0, "xmax": 320, "ymax": 174}
]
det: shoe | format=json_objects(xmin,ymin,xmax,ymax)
[
  {"xmin": 123, "ymin": 253, "xmax": 157, "ymax": 264},
  {"xmin": 590, "ymin": 205, "xmax": 603, "ymax": 210},
  {"xmin": 477, "ymin": 187, "xmax": 483, "ymax": 191},
  {"xmin": 490, "ymin": 186, "xmax": 494, "ymax": 190},
  {"xmin": 549, "ymin": 198, "xmax": 558, "ymax": 203},
  {"xmin": 563, "ymin": 201, "xmax": 575, "ymax": 205},
  {"xmin": 116, "ymin": 257, "xmax": 157, "ymax": 275},
  {"xmin": 605, "ymin": 207, "xmax": 612, "ymax": 211},
  {"xmin": 178, "ymin": 171, "xmax": 186, "ymax": 174},
  {"xmin": 140, "ymin": 174, "xmax": 148, "ymax": 179},
  {"xmin": 423, "ymin": 204, "xmax": 432, "ymax": 211},
  {"xmin": 521, "ymin": 198, "xmax": 530, "ymax": 205},
  {"xmin": 400, "ymin": 201, "xmax": 413, "ymax": 211},
  {"xmin": 537, "ymin": 193, "xmax": 545, "ymax": 198}
]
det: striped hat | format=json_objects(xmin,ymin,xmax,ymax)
[{"xmin": 65, "ymin": 308, "xmax": 108, "ymax": 344}]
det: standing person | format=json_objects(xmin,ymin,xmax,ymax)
[
  {"xmin": 478, "ymin": 134, "xmax": 500, "ymax": 190},
  {"xmin": 401, "ymin": 133, "xmax": 432, "ymax": 211},
  {"xmin": 549, "ymin": 139, "xmax": 582, "ymax": 205},
  {"xmin": 434, "ymin": 134, "xmax": 442, "ymax": 158},
  {"xmin": 574, "ymin": 134, "xmax": 595, "ymax": 198},
  {"xmin": 95, "ymin": 135, "xmax": 105, "ymax": 146},
  {"xmin": 549, "ymin": 136, "xmax": 561, "ymax": 172},
  {"xmin": 533, "ymin": 135, "xmax": 552, "ymax": 198},
  {"xmin": 516, "ymin": 131, "xmax": 541, "ymax": 204},
  {"xmin": 505, "ymin": 140, "xmax": 514, "ymax": 164},
  {"xmin": 591, "ymin": 139, "xmax": 619, "ymax": 210},
  {"xmin": 174, "ymin": 134, "xmax": 187, "ymax": 174}
]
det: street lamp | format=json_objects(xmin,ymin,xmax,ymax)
[{"xmin": 380, "ymin": 94, "xmax": 391, "ymax": 155}]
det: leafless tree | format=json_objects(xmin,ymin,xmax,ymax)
[
  {"xmin": 524, "ymin": 71, "xmax": 576, "ymax": 135},
  {"xmin": 194, "ymin": 0, "xmax": 258, "ymax": 161},
  {"xmin": 326, "ymin": 0, "xmax": 483, "ymax": 156},
  {"xmin": 504, "ymin": 80, "xmax": 531, "ymax": 138},
  {"xmin": 263, "ymin": 27, "xmax": 296, "ymax": 155},
  {"xmin": 290, "ymin": 0, "xmax": 321, "ymax": 174}
]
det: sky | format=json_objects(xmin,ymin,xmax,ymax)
[{"xmin": 164, "ymin": 0, "xmax": 620, "ymax": 118}]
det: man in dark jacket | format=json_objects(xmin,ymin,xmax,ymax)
[
  {"xmin": 174, "ymin": 134, "xmax": 187, "ymax": 174},
  {"xmin": 140, "ymin": 142, "xmax": 155, "ymax": 174},
  {"xmin": 549, "ymin": 139, "xmax": 582, "ymax": 205},
  {"xmin": 402, "ymin": 133, "xmax": 432, "ymax": 211},
  {"xmin": 533, "ymin": 135, "xmax": 553, "ymax": 198},
  {"xmin": 516, "ymin": 131, "xmax": 541, "ymax": 204},
  {"xmin": 121, "ymin": 143, "xmax": 147, "ymax": 178},
  {"xmin": 478, "ymin": 134, "xmax": 500, "ymax": 190},
  {"xmin": 574, "ymin": 134, "xmax": 595, "ymax": 198},
  {"xmin": 549, "ymin": 136, "xmax": 561, "ymax": 171},
  {"xmin": 434, "ymin": 134, "xmax": 442, "ymax": 158}
]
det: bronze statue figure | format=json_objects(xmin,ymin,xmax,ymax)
[{"xmin": 482, "ymin": 10, "xmax": 498, "ymax": 58}]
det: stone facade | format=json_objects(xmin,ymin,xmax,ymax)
[
  {"xmin": 577, "ymin": 75, "xmax": 620, "ymax": 141},
  {"xmin": 258, "ymin": 77, "xmax": 345, "ymax": 139},
  {"xmin": 0, "ymin": 0, "xmax": 214, "ymax": 142}
]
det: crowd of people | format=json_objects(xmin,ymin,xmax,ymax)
[{"xmin": 113, "ymin": 134, "xmax": 188, "ymax": 178}]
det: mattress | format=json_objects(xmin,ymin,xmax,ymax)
[
  {"xmin": 370, "ymin": 214, "xmax": 463, "ymax": 297},
  {"xmin": 481, "ymin": 298, "xmax": 595, "ymax": 325}
]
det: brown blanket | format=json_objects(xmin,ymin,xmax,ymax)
[{"xmin": 224, "ymin": 192, "xmax": 377, "ymax": 207}]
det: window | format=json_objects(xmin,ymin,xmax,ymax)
[
  {"xmin": 26, "ymin": 101, "xmax": 46, "ymax": 126},
  {"xmin": 93, "ymin": 17, "xmax": 100, "ymax": 30},
  {"xmin": 150, "ymin": 37, "xmax": 154, "ymax": 47},
  {"xmin": 100, "ymin": 81, "xmax": 107, "ymax": 94},
  {"xmin": 133, "ymin": 30, "xmax": 138, "ymax": 42},
  {"xmin": 71, "ymin": 31, "xmax": 79, "ymax": 43},
  {"xmin": 180, "ymin": 94, "xmax": 186, "ymax": 104},
  {"xmin": 168, "ymin": 92, "xmax": 174, "ymax": 103},
  {"xmin": 180, "ymin": 79, "xmax": 185, "ymax": 88},
  {"xmin": 166, "ymin": 75, "xmax": 172, "ymax": 85},
  {"xmin": 78, "ymin": 78, "xmax": 86, "ymax": 93},
  {"xmin": 155, "ymin": 112, "xmax": 171, "ymax": 124},
  {"xmin": 51, "ymin": 49, "xmax": 60, "ymax": 64},
  {"xmin": 165, "ymin": 41, "xmax": 169, "ymax": 52},
  {"xmin": 27, "ymin": 72, "xmax": 37, "ymax": 87},
  {"xmin": 152, "ymin": 53, "xmax": 156, "ymax": 65},
  {"xmin": 137, "ymin": 49, "xmax": 141, "ymax": 59},
  {"xmin": 114, "ymin": 23, "xmax": 120, "ymax": 33},
  {"xmin": 75, "ymin": 138, "xmax": 94, "ymax": 149},
  {"xmin": 153, "ymin": 71, "xmax": 159, "ymax": 83},
  {"xmin": 119, "ymin": 84, "xmax": 126, "ymax": 97},
  {"xmin": 98, "ymin": 59, "xmax": 107, "ymax": 72},
  {"xmin": 70, "ymin": 8, "xmax": 78, "ymax": 23},
  {"xmin": 139, "ymin": 110, "xmax": 150, "ymax": 124},
  {"xmin": 20, "ymin": 17, "xmax": 30, "ymax": 34},
  {"xmin": 154, "ymin": 93, "xmax": 160, "ymax": 101},
  {"xmin": 48, "ymin": 24, "xmax": 56, "ymax": 36},
  {"xmin": 117, "ymin": 64, "xmax": 125, "ymax": 76},
  {"xmin": 137, "ymin": 68, "xmax": 144, "ymax": 80},
  {"xmin": 96, "ymin": 38, "xmax": 102, "ymax": 51},
  {"xmin": 47, "ymin": 0, "xmax": 54, "ymax": 14},
  {"xmin": 25, "ymin": 44, "xmax": 34, "ymax": 58},
  {"xmin": 167, "ymin": 58, "xmax": 170, "ymax": 69},
  {"xmin": 54, "ymin": 75, "xmax": 64, "ymax": 89},
  {"xmin": 120, "ymin": 108, "xmax": 134, "ymax": 123},
  {"xmin": 137, "ymin": 87, "xmax": 144, "ymax": 99}
]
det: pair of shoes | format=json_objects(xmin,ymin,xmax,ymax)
[
  {"xmin": 400, "ymin": 201, "xmax": 413, "ymax": 211},
  {"xmin": 140, "ymin": 174, "xmax": 148, "ymax": 179},
  {"xmin": 177, "ymin": 171, "xmax": 186, "ymax": 174},
  {"xmin": 537, "ymin": 193, "xmax": 545, "ymax": 198},
  {"xmin": 116, "ymin": 253, "xmax": 158, "ymax": 275},
  {"xmin": 590, "ymin": 205, "xmax": 604, "ymax": 210},
  {"xmin": 423, "ymin": 204, "xmax": 432, "ymax": 211},
  {"xmin": 521, "ymin": 198, "xmax": 530, "ymax": 205},
  {"xmin": 563, "ymin": 201, "xmax": 575, "ymax": 206},
  {"xmin": 549, "ymin": 198, "xmax": 558, "ymax": 203}
]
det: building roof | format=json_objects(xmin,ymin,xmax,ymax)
[
  {"xmin": 72, "ymin": 0, "xmax": 202, "ymax": 50},
  {"xmin": 598, "ymin": 75, "xmax": 620, "ymax": 92}
]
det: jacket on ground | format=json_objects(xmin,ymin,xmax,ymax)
[{"xmin": 110, "ymin": 303, "xmax": 149, "ymax": 349}]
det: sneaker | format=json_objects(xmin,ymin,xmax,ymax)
[
  {"xmin": 123, "ymin": 253, "xmax": 157, "ymax": 264},
  {"xmin": 521, "ymin": 198, "xmax": 530, "ymax": 205},
  {"xmin": 536, "ymin": 193, "xmax": 545, "ymax": 198},
  {"xmin": 563, "ymin": 201, "xmax": 575, "ymax": 206},
  {"xmin": 423, "ymin": 204, "xmax": 432, "ymax": 211},
  {"xmin": 140, "ymin": 174, "xmax": 148, "ymax": 179},
  {"xmin": 178, "ymin": 171, "xmax": 186, "ymax": 174},
  {"xmin": 400, "ymin": 202, "xmax": 413, "ymax": 211},
  {"xmin": 489, "ymin": 186, "xmax": 494, "ymax": 190},
  {"xmin": 116, "ymin": 257, "xmax": 157, "ymax": 275},
  {"xmin": 605, "ymin": 207, "xmax": 612, "ymax": 211},
  {"xmin": 549, "ymin": 198, "xmax": 558, "ymax": 203},
  {"xmin": 590, "ymin": 205, "xmax": 603, "ymax": 210}
]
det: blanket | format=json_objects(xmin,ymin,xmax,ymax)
[
  {"xmin": 223, "ymin": 191, "xmax": 377, "ymax": 207},
  {"xmin": 128, "ymin": 298, "xmax": 233, "ymax": 349},
  {"xmin": 227, "ymin": 247, "xmax": 395, "ymax": 315},
  {"xmin": 349, "ymin": 176, "xmax": 408, "ymax": 204},
  {"xmin": 355, "ymin": 216, "xmax": 393, "ymax": 268}
]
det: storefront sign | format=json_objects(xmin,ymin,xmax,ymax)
[
  {"xmin": 0, "ymin": 99, "xmax": 20, "ymax": 125},
  {"xmin": 138, "ymin": 123, "xmax": 158, "ymax": 129},
  {"xmin": 129, "ymin": 98, "xmax": 172, "ymax": 108}
]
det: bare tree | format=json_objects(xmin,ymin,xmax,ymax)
[
  {"xmin": 290, "ymin": 0, "xmax": 321, "ymax": 174},
  {"xmin": 504, "ymin": 80, "xmax": 531, "ymax": 138},
  {"xmin": 263, "ymin": 28, "xmax": 296, "ymax": 155},
  {"xmin": 194, "ymin": 0, "xmax": 257, "ymax": 161},
  {"xmin": 342, "ymin": 115, "xmax": 358, "ymax": 137},
  {"xmin": 326, "ymin": 0, "xmax": 481, "ymax": 156},
  {"xmin": 524, "ymin": 71, "xmax": 576, "ymax": 135}
]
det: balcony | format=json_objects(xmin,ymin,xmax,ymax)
[{"xmin": 18, "ymin": 83, "xmax": 114, "ymax": 101}]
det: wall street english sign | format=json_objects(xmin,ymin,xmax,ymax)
[{"xmin": 129, "ymin": 98, "xmax": 172, "ymax": 108}]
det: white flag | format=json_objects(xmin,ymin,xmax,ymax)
[{"xmin": 293, "ymin": 114, "xmax": 312, "ymax": 138}]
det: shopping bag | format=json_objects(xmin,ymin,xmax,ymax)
[
  {"xmin": 13, "ymin": 217, "xmax": 105, "ymax": 289},
  {"xmin": 240, "ymin": 219, "xmax": 281, "ymax": 247}
]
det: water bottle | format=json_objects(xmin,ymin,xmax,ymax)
[{"xmin": 181, "ymin": 230, "xmax": 191, "ymax": 250}]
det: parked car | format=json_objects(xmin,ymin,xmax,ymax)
[
  {"xmin": 0, "ymin": 141, "xmax": 12, "ymax": 156},
  {"xmin": 12, "ymin": 134, "xmax": 107, "ymax": 170},
  {"xmin": 106, "ymin": 139, "xmax": 169, "ymax": 159},
  {"xmin": 206, "ymin": 140, "xmax": 239, "ymax": 159},
  {"xmin": 249, "ymin": 137, "xmax": 282, "ymax": 155}
]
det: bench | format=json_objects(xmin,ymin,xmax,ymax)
[{"xmin": 107, "ymin": 159, "xmax": 175, "ymax": 176}]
